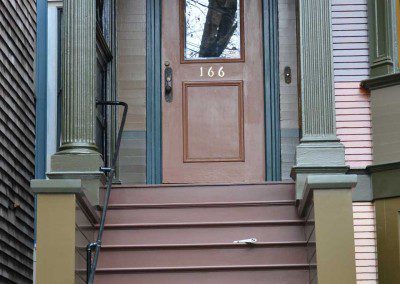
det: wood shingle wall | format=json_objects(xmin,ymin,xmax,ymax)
[
  {"xmin": 0, "ymin": 0, "xmax": 36, "ymax": 282},
  {"xmin": 332, "ymin": 0, "xmax": 372, "ymax": 168}
]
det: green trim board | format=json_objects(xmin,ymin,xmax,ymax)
[
  {"xmin": 348, "ymin": 169, "xmax": 373, "ymax": 202},
  {"xmin": 35, "ymin": 0, "xmax": 48, "ymax": 179},
  {"xmin": 146, "ymin": 0, "xmax": 162, "ymax": 184},
  {"xmin": 361, "ymin": 72, "xmax": 400, "ymax": 90},
  {"xmin": 263, "ymin": 0, "xmax": 282, "ymax": 181},
  {"xmin": 145, "ymin": 0, "xmax": 282, "ymax": 183}
]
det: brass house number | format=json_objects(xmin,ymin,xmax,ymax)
[{"xmin": 200, "ymin": 66, "xmax": 225, "ymax": 78}]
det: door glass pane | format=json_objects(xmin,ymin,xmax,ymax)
[{"xmin": 184, "ymin": 0, "xmax": 242, "ymax": 60}]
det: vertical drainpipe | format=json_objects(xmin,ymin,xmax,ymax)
[{"xmin": 34, "ymin": 0, "xmax": 48, "ymax": 283}]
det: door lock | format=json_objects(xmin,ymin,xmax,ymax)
[{"xmin": 164, "ymin": 61, "xmax": 173, "ymax": 102}]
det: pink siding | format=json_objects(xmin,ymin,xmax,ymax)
[
  {"xmin": 353, "ymin": 203, "xmax": 379, "ymax": 283},
  {"xmin": 332, "ymin": 0, "xmax": 372, "ymax": 168}
]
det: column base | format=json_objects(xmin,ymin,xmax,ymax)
[
  {"xmin": 48, "ymin": 152, "xmax": 105, "ymax": 205},
  {"xmin": 292, "ymin": 141, "xmax": 348, "ymax": 199}
]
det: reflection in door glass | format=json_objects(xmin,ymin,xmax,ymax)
[{"xmin": 184, "ymin": 0, "xmax": 241, "ymax": 60}]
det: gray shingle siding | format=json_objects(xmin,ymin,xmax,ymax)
[{"xmin": 0, "ymin": 0, "xmax": 36, "ymax": 282}]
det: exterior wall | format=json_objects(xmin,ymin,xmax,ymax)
[
  {"xmin": 353, "ymin": 202, "xmax": 378, "ymax": 283},
  {"xmin": 370, "ymin": 85, "xmax": 400, "ymax": 164},
  {"xmin": 332, "ymin": 0, "xmax": 373, "ymax": 168},
  {"xmin": 279, "ymin": 0, "xmax": 299, "ymax": 180},
  {"xmin": 0, "ymin": 0, "xmax": 36, "ymax": 282},
  {"xmin": 375, "ymin": 197, "xmax": 400, "ymax": 283},
  {"xmin": 117, "ymin": 0, "xmax": 147, "ymax": 184}
]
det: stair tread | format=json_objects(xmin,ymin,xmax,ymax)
[
  {"xmin": 100, "ymin": 241, "xmax": 308, "ymax": 250},
  {"xmin": 99, "ymin": 220, "xmax": 305, "ymax": 229},
  {"xmin": 95, "ymin": 263, "xmax": 311, "ymax": 273},
  {"xmin": 96, "ymin": 182, "xmax": 307, "ymax": 283},
  {"xmin": 105, "ymin": 200, "xmax": 296, "ymax": 209},
  {"xmin": 112, "ymin": 181, "xmax": 295, "ymax": 189}
]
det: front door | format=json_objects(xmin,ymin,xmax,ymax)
[{"xmin": 162, "ymin": 0, "xmax": 265, "ymax": 183}]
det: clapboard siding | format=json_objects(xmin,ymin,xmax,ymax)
[
  {"xmin": 117, "ymin": 0, "xmax": 147, "ymax": 184},
  {"xmin": 332, "ymin": 0, "xmax": 373, "ymax": 169},
  {"xmin": 279, "ymin": 0, "xmax": 299, "ymax": 180},
  {"xmin": 353, "ymin": 202, "xmax": 379, "ymax": 283},
  {"xmin": 0, "ymin": 0, "xmax": 35, "ymax": 283}
]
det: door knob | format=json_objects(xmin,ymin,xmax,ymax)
[{"xmin": 164, "ymin": 61, "xmax": 173, "ymax": 102}]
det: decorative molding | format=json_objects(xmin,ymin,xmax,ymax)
[
  {"xmin": 367, "ymin": 161, "xmax": 400, "ymax": 173},
  {"xmin": 262, "ymin": 0, "xmax": 281, "ymax": 181},
  {"xmin": 367, "ymin": 0, "xmax": 398, "ymax": 77},
  {"xmin": 182, "ymin": 81, "xmax": 245, "ymax": 163},
  {"xmin": 179, "ymin": 0, "xmax": 245, "ymax": 64},
  {"xmin": 361, "ymin": 72, "xmax": 400, "ymax": 90}
]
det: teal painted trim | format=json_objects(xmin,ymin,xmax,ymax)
[
  {"xmin": 367, "ymin": 161, "xmax": 400, "ymax": 173},
  {"xmin": 146, "ymin": 0, "xmax": 162, "ymax": 184},
  {"xmin": 35, "ymin": 0, "xmax": 48, "ymax": 179},
  {"xmin": 34, "ymin": 0, "xmax": 48, "ymax": 258},
  {"xmin": 146, "ymin": 0, "xmax": 280, "ymax": 182},
  {"xmin": 348, "ymin": 169, "xmax": 373, "ymax": 202},
  {"xmin": 361, "ymin": 72, "xmax": 400, "ymax": 90},
  {"xmin": 263, "ymin": 0, "xmax": 281, "ymax": 181}
]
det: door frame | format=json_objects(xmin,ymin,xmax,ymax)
[{"xmin": 146, "ymin": 0, "xmax": 281, "ymax": 184}]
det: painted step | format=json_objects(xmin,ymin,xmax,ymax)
[
  {"xmin": 108, "ymin": 183, "xmax": 295, "ymax": 205},
  {"xmin": 95, "ymin": 267, "xmax": 310, "ymax": 284},
  {"xmin": 104, "ymin": 202, "xmax": 298, "ymax": 224},
  {"xmin": 97, "ymin": 243, "xmax": 307, "ymax": 268},
  {"xmin": 101, "ymin": 221, "xmax": 305, "ymax": 246}
]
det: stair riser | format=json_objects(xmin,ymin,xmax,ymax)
[
  {"xmin": 105, "ymin": 205, "xmax": 298, "ymax": 224},
  {"xmin": 95, "ymin": 269, "xmax": 309, "ymax": 284},
  {"xmin": 98, "ymin": 246, "xmax": 307, "ymax": 268},
  {"xmin": 102, "ymin": 225, "xmax": 305, "ymax": 246},
  {"xmin": 109, "ymin": 185, "xmax": 295, "ymax": 205}
]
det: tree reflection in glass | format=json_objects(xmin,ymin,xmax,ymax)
[{"xmin": 184, "ymin": 0, "xmax": 241, "ymax": 60}]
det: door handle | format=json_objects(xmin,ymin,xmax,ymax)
[
  {"xmin": 233, "ymin": 238, "xmax": 258, "ymax": 245},
  {"xmin": 164, "ymin": 61, "xmax": 173, "ymax": 102}
]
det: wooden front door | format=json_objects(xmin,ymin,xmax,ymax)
[{"xmin": 162, "ymin": 0, "xmax": 265, "ymax": 183}]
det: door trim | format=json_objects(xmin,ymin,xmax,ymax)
[
  {"xmin": 146, "ymin": 0, "xmax": 163, "ymax": 184},
  {"xmin": 146, "ymin": 0, "xmax": 281, "ymax": 183},
  {"xmin": 262, "ymin": 0, "xmax": 281, "ymax": 181}
]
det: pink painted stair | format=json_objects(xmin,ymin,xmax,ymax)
[{"xmin": 95, "ymin": 183, "xmax": 309, "ymax": 284}]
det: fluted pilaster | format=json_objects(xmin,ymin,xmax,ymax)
[
  {"xmin": 294, "ymin": 0, "xmax": 347, "ymax": 199},
  {"xmin": 59, "ymin": 0, "xmax": 97, "ymax": 153},
  {"xmin": 299, "ymin": 0, "xmax": 337, "ymax": 142}
]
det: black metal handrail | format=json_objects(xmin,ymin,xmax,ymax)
[{"xmin": 86, "ymin": 100, "xmax": 128, "ymax": 284}]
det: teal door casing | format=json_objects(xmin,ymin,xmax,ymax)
[{"xmin": 145, "ymin": 0, "xmax": 281, "ymax": 184}]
